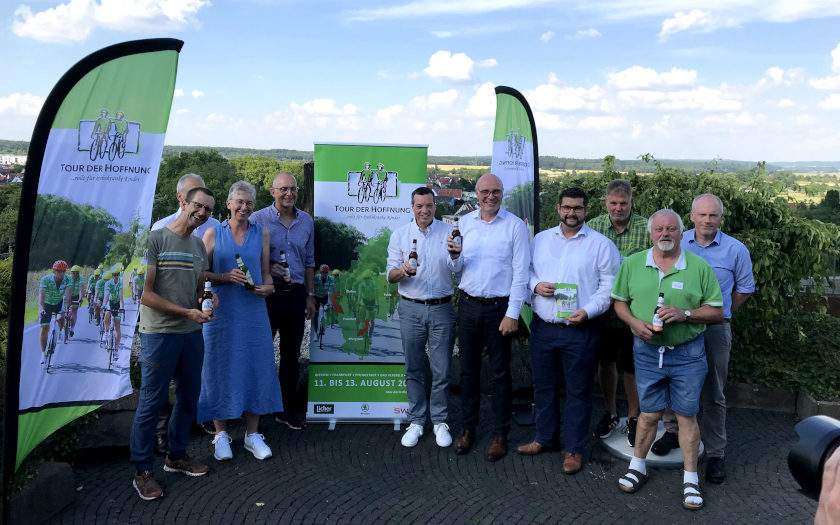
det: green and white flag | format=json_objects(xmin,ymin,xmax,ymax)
[
  {"xmin": 4, "ymin": 40, "xmax": 182, "ymax": 479},
  {"xmin": 308, "ymin": 143, "xmax": 427, "ymax": 424},
  {"xmin": 491, "ymin": 86, "xmax": 539, "ymax": 237}
]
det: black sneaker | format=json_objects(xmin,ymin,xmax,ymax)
[
  {"xmin": 275, "ymin": 412, "xmax": 306, "ymax": 430},
  {"xmin": 651, "ymin": 431, "xmax": 680, "ymax": 455},
  {"xmin": 706, "ymin": 456, "xmax": 726, "ymax": 483},
  {"xmin": 626, "ymin": 417, "xmax": 638, "ymax": 447},
  {"xmin": 593, "ymin": 412, "xmax": 620, "ymax": 439}
]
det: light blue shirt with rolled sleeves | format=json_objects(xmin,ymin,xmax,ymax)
[
  {"xmin": 250, "ymin": 205, "xmax": 315, "ymax": 286},
  {"xmin": 386, "ymin": 218, "xmax": 458, "ymax": 300},
  {"xmin": 681, "ymin": 228, "xmax": 755, "ymax": 319}
]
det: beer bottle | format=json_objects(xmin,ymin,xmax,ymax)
[
  {"xmin": 652, "ymin": 292, "xmax": 664, "ymax": 332},
  {"xmin": 279, "ymin": 250, "xmax": 291, "ymax": 291},
  {"xmin": 408, "ymin": 239, "xmax": 419, "ymax": 271},
  {"xmin": 450, "ymin": 218, "xmax": 461, "ymax": 254},
  {"xmin": 234, "ymin": 253, "xmax": 255, "ymax": 290},
  {"xmin": 201, "ymin": 281, "xmax": 213, "ymax": 315}
]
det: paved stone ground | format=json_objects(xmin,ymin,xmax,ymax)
[{"xmin": 48, "ymin": 395, "xmax": 816, "ymax": 524}]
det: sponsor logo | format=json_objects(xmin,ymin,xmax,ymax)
[
  {"xmin": 314, "ymin": 404, "xmax": 334, "ymax": 414},
  {"xmin": 347, "ymin": 161, "xmax": 399, "ymax": 203},
  {"xmin": 361, "ymin": 403, "xmax": 370, "ymax": 414},
  {"xmin": 78, "ymin": 108, "xmax": 141, "ymax": 161},
  {"xmin": 505, "ymin": 128, "xmax": 526, "ymax": 160},
  {"xmin": 393, "ymin": 407, "xmax": 408, "ymax": 415}
]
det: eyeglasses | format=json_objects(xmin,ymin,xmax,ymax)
[
  {"xmin": 272, "ymin": 187, "xmax": 298, "ymax": 194},
  {"xmin": 559, "ymin": 205, "xmax": 586, "ymax": 213},
  {"xmin": 189, "ymin": 200, "xmax": 213, "ymax": 214},
  {"xmin": 230, "ymin": 199, "xmax": 254, "ymax": 208},
  {"xmin": 477, "ymin": 189, "xmax": 502, "ymax": 197}
]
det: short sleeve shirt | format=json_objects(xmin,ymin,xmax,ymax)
[
  {"xmin": 139, "ymin": 227, "xmax": 209, "ymax": 334},
  {"xmin": 40, "ymin": 274, "xmax": 71, "ymax": 305},
  {"xmin": 69, "ymin": 275, "xmax": 85, "ymax": 296},
  {"xmin": 611, "ymin": 248, "xmax": 723, "ymax": 346},
  {"xmin": 104, "ymin": 280, "xmax": 122, "ymax": 305}
]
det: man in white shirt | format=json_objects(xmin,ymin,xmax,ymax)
[
  {"xmin": 149, "ymin": 173, "xmax": 220, "ymax": 453},
  {"xmin": 449, "ymin": 174, "xmax": 530, "ymax": 461},
  {"xmin": 516, "ymin": 187, "xmax": 619, "ymax": 475},
  {"xmin": 386, "ymin": 187, "xmax": 459, "ymax": 448},
  {"xmin": 151, "ymin": 173, "xmax": 220, "ymax": 238}
]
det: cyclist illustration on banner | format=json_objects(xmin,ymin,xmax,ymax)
[
  {"xmin": 78, "ymin": 107, "xmax": 141, "ymax": 160},
  {"xmin": 347, "ymin": 161, "xmax": 399, "ymax": 203},
  {"xmin": 506, "ymin": 128, "xmax": 526, "ymax": 160}
]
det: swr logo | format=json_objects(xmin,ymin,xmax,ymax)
[{"xmin": 393, "ymin": 408, "xmax": 408, "ymax": 414}]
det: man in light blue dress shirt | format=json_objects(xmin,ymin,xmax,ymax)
[
  {"xmin": 449, "ymin": 174, "xmax": 531, "ymax": 462},
  {"xmin": 386, "ymin": 187, "xmax": 459, "ymax": 449}
]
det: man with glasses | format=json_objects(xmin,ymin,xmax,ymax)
[
  {"xmin": 516, "ymin": 187, "xmax": 619, "ymax": 475},
  {"xmin": 150, "ymin": 173, "xmax": 220, "ymax": 452},
  {"xmin": 612, "ymin": 209, "xmax": 723, "ymax": 510},
  {"xmin": 251, "ymin": 172, "xmax": 315, "ymax": 431},
  {"xmin": 448, "ymin": 174, "xmax": 530, "ymax": 461}
]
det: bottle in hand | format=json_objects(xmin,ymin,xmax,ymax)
[
  {"xmin": 201, "ymin": 280, "xmax": 213, "ymax": 315},
  {"xmin": 450, "ymin": 218, "xmax": 461, "ymax": 255},
  {"xmin": 279, "ymin": 250, "xmax": 291, "ymax": 291},
  {"xmin": 652, "ymin": 292, "xmax": 664, "ymax": 332},
  {"xmin": 409, "ymin": 239, "xmax": 419, "ymax": 271},
  {"xmin": 234, "ymin": 253, "xmax": 256, "ymax": 290}
]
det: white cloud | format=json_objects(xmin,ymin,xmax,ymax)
[
  {"xmin": 657, "ymin": 9, "xmax": 738, "ymax": 41},
  {"xmin": 766, "ymin": 67, "xmax": 784, "ymax": 84},
  {"xmin": 777, "ymin": 99, "xmax": 797, "ymax": 108},
  {"xmin": 191, "ymin": 90, "xmax": 204, "ymax": 99},
  {"xmin": 290, "ymin": 98, "xmax": 358, "ymax": 116},
  {"xmin": 175, "ymin": 108, "xmax": 190, "ymax": 114},
  {"xmin": 424, "ymin": 51, "xmax": 480, "ymax": 81},
  {"xmin": 618, "ymin": 87, "xmax": 740, "ymax": 111},
  {"xmin": 578, "ymin": 115, "xmax": 624, "ymax": 130},
  {"xmin": 349, "ymin": 0, "xmax": 553, "ymax": 22},
  {"xmin": 410, "ymin": 89, "xmax": 459, "ymax": 111},
  {"xmin": 760, "ymin": 66, "xmax": 801, "ymax": 87},
  {"xmin": 174, "ymin": 89, "xmax": 184, "ymax": 97},
  {"xmin": 699, "ymin": 111, "xmax": 761, "ymax": 127},
  {"xmin": 206, "ymin": 113, "xmax": 226, "ymax": 122},
  {"xmin": 565, "ymin": 28, "xmax": 601, "ymax": 40},
  {"xmin": 0, "ymin": 92, "xmax": 46, "ymax": 116},
  {"xmin": 13, "ymin": 0, "xmax": 209, "ymax": 43},
  {"xmin": 809, "ymin": 75, "xmax": 840, "ymax": 90},
  {"xmin": 832, "ymin": 43, "xmax": 840, "ymax": 72},
  {"xmin": 526, "ymin": 83, "xmax": 605, "ymax": 111},
  {"xmin": 533, "ymin": 111, "xmax": 569, "ymax": 131},
  {"xmin": 540, "ymin": 31, "xmax": 554, "ymax": 42},
  {"xmin": 376, "ymin": 104, "xmax": 404, "ymax": 125},
  {"xmin": 607, "ymin": 66, "xmax": 697, "ymax": 89},
  {"xmin": 465, "ymin": 82, "xmax": 497, "ymax": 118},
  {"xmin": 794, "ymin": 114, "xmax": 815, "ymax": 125},
  {"xmin": 477, "ymin": 58, "xmax": 498, "ymax": 68},
  {"xmin": 819, "ymin": 93, "xmax": 840, "ymax": 110}
]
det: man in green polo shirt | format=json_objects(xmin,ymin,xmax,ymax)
[
  {"xmin": 588, "ymin": 179, "xmax": 651, "ymax": 445},
  {"xmin": 611, "ymin": 209, "xmax": 723, "ymax": 511}
]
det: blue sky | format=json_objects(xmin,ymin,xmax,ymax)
[{"xmin": 3, "ymin": 0, "xmax": 840, "ymax": 161}]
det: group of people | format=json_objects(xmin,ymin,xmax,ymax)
[
  {"xmin": 37, "ymin": 257, "xmax": 146, "ymax": 365},
  {"xmin": 130, "ymin": 172, "xmax": 316, "ymax": 501},
  {"xmin": 388, "ymin": 174, "xmax": 754, "ymax": 512}
]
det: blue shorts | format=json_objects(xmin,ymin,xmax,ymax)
[{"xmin": 633, "ymin": 334, "xmax": 707, "ymax": 416}]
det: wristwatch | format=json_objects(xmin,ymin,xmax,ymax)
[{"xmin": 684, "ymin": 309, "xmax": 691, "ymax": 319}]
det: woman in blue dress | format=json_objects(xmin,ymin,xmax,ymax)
[{"xmin": 198, "ymin": 180, "xmax": 283, "ymax": 461}]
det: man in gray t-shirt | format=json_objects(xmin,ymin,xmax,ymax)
[{"xmin": 129, "ymin": 187, "xmax": 217, "ymax": 501}]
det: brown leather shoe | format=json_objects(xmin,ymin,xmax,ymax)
[
  {"xmin": 563, "ymin": 452, "xmax": 583, "ymax": 475},
  {"xmin": 486, "ymin": 434, "xmax": 507, "ymax": 462},
  {"xmin": 516, "ymin": 440, "xmax": 550, "ymax": 456},
  {"xmin": 454, "ymin": 429, "xmax": 475, "ymax": 455}
]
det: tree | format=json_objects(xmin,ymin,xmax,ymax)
[
  {"xmin": 313, "ymin": 217, "xmax": 366, "ymax": 271},
  {"xmin": 153, "ymin": 150, "xmax": 239, "ymax": 224}
]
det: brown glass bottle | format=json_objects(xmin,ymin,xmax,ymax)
[
  {"xmin": 201, "ymin": 281, "xmax": 213, "ymax": 315},
  {"xmin": 408, "ymin": 239, "xmax": 419, "ymax": 271}
]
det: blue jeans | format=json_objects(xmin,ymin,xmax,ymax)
[
  {"xmin": 398, "ymin": 299, "xmax": 455, "ymax": 425},
  {"xmin": 130, "ymin": 331, "xmax": 204, "ymax": 472},
  {"xmin": 529, "ymin": 316, "xmax": 600, "ymax": 454},
  {"xmin": 634, "ymin": 334, "xmax": 707, "ymax": 416}
]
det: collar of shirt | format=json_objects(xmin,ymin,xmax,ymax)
[
  {"xmin": 271, "ymin": 205, "xmax": 301, "ymax": 225},
  {"xmin": 554, "ymin": 222, "xmax": 591, "ymax": 240},
  {"xmin": 471, "ymin": 207, "xmax": 509, "ymax": 224},
  {"xmin": 645, "ymin": 247, "xmax": 687, "ymax": 274},
  {"xmin": 685, "ymin": 228, "xmax": 721, "ymax": 247}
]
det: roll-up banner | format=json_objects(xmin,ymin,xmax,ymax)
[
  {"xmin": 491, "ymin": 86, "xmax": 539, "ymax": 238},
  {"xmin": 308, "ymin": 143, "xmax": 427, "ymax": 424},
  {"xmin": 490, "ymin": 86, "xmax": 539, "ymax": 328},
  {"xmin": 2, "ymin": 39, "xmax": 182, "ymax": 506}
]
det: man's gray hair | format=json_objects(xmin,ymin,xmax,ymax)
[
  {"xmin": 647, "ymin": 208, "xmax": 685, "ymax": 234},
  {"xmin": 176, "ymin": 173, "xmax": 205, "ymax": 193},
  {"xmin": 228, "ymin": 180, "xmax": 257, "ymax": 202},
  {"xmin": 692, "ymin": 193, "xmax": 724, "ymax": 215},
  {"xmin": 606, "ymin": 179, "xmax": 632, "ymax": 199}
]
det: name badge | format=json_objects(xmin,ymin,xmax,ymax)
[{"xmin": 672, "ymin": 281, "xmax": 684, "ymax": 290}]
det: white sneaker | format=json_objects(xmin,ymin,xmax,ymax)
[
  {"xmin": 433, "ymin": 423, "xmax": 452, "ymax": 447},
  {"xmin": 244, "ymin": 432, "xmax": 272, "ymax": 460},
  {"xmin": 401, "ymin": 423, "xmax": 424, "ymax": 447},
  {"xmin": 212, "ymin": 431, "xmax": 233, "ymax": 461}
]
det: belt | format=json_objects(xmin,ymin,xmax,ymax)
[
  {"xmin": 275, "ymin": 282, "xmax": 304, "ymax": 292},
  {"xmin": 402, "ymin": 295, "xmax": 452, "ymax": 306},
  {"xmin": 459, "ymin": 290, "xmax": 509, "ymax": 305}
]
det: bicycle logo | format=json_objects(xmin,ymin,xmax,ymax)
[
  {"xmin": 505, "ymin": 128, "xmax": 526, "ymax": 160},
  {"xmin": 77, "ymin": 108, "xmax": 141, "ymax": 161},
  {"xmin": 347, "ymin": 162, "xmax": 399, "ymax": 203}
]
